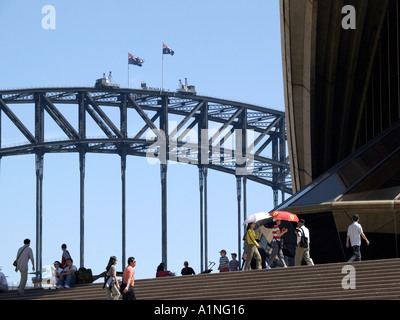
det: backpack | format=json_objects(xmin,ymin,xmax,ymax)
[
  {"xmin": 298, "ymin": 228, "xmax": 309, "ymax": 248},
  {"xmin": 103, "ymin": 275, "xmax": 115, "ymax": 290},
  {"xmin": 76, "ymin": 267, "xmax": 93, "ymax": 284}
]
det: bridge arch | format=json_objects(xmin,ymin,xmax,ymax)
[{"xmin": 0, "ymin": 87, "xmax": 291, "ymax": 277}]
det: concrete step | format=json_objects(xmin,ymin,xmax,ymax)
[{"xmin": 0, "ymin": 258, "xmax": 399, "ymax": 300}]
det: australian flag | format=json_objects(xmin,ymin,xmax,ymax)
[
  {"xmin": 128, "ymin": 52, "xmax": 144, "ymax": 66},
  {"xmin": 162, "ymin": 43, "xmax": 174, "ymax": 56}
]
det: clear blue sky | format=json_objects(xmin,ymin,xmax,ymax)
[{"xmin": 0, "ymin": 0, "xmax": 285, "ymax": 285}]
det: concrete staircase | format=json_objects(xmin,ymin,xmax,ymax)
[{"xmin": 1, "ymin": 258, "xmax": 399, "ymax": 300}]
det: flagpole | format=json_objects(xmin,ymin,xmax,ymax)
[
  {"xmin": 162, "ymin": 43, "xmax": 164, "ymax": 92},
  {"xmin": 128, "ymin": 61, "xmax": 130, "ymax": 88}
]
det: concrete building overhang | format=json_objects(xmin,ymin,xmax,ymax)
[
  {"xmin": 280, "ymin": 0, "xmax": 390, "ymax": 193},
  {"xmin": 279, "ymin": 1, "xmax": 400, "ymax": 262}
]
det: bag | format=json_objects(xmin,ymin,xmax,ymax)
[
  {"xmin": 103, "ymin": 275, "xmax": 115, "ymax": 289},
  {"xmin": 76, "ymin": 267, "xmax": 93, "ymax": 284},
  {"xmin": 13, "ymin": 246, "xmax": 27, "ymax": 267},
  {"xmin": 119, "ymin": 282, "xmax": 127, "ymax": 294},
  {"xmin": 298, "ymin": 228, "xmax": 309, "ymax": 248}
]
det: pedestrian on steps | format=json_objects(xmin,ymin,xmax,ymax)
[
  {"xmin": 104, "ymin": 256, "xmax": 121, "ymax": 300},
  {"xmin": 218, "ymin": 250, "xmax": 229, "ymax": 272},
  {"xmin": 244, "ymin": 222, "xmax": 262, "ymax": 270},
  {"xmin": 346, "ymin": 214, "xmax": 370, "ymax": 262},
  {"xmin": 266, "ymin": 219, "xmax": 288, "ymax": 269},
  {"xmin": 121, "ymin": 257, "xmax": 136, "ymax": 300},
  {"xmin": 294, "ymin": 219, "xmax": 314, "ymax": 266},
  {"xmin": 14, "ymin": 238, "xmax": 35, "ymax": 295}
]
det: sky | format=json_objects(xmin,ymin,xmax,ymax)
[{"xmin": 0, "ymin": 0, "xmax": 285, "ymax": 285}]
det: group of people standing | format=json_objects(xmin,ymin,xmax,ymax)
[
  {"xmin": 101, "ymin": 212, "xmax": 372, "ymax": 301},
  {"xmin": 244, "ymin": 218, "xmax": 314, "ymax": 271},
  {"xmin": 243, "ymin": 214, "xmax": 370, "ymax": 271},
  {"xmin": 5, "ymin": 213, "xmax": 369, "ymax": 298}
]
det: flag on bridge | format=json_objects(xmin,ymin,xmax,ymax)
[
  {"xmin": 162, "ymin": 43, "xmax": 174, "ymax": 56},
  {"xmin": 128, "ymin": 52, "xmax": 144, "ymax": 66}
]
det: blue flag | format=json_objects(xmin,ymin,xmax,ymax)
[
  {"xmin": 128, "ymin": 52, "xmax": 144, "ymax": 66},
  {"xmin": 162, "ymin": 43, "xmax": 174, "ymax": 56}
]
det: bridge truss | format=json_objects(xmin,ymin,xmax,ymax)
[{"xmin": 0, "ymin": 87, "xmax": 291, "ymax": 277}]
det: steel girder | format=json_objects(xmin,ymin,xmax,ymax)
[
  {"xmin": 0, "ymin": 87, "xmax": 291, "ymax": 273},
  {"xmin": 0, "ymin": 87, "xmax": 291, "ymax": 194}
]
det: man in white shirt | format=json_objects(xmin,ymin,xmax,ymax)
[
  {"xmin": 57, "ymin": 258, "xmax": 77, "ymax": 288},
  {"xmin": 346, "ymin": 214, "xmax": 370, "ymax": 262},
  {"xmin": 294, "ymin": 219, "xmax": 314, "ymax": 266}
]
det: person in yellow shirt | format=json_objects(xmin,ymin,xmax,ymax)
[{"xmin": 244, "ymin": 222, "xmax": 262, "ymax": 270}]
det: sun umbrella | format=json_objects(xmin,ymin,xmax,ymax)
[
  {"xmin": 269, "ymin": 210, "xmax": 299, "ymax": 222},
  {"xmin": 244, "ymin": 212, "xmax": 275, "ymax": 244},
  {"xmin": 243, "ymin": 212, "xmax": 273, "ymax": 227}
]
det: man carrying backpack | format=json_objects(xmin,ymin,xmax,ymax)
[{"xmin": 294, "ymin": 219, "xmax": 314, "ymax": 266}]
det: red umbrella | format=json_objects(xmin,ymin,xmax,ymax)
[{"xmin": 269, "ymin": 210, "xmax": 299, "ymax": 222}]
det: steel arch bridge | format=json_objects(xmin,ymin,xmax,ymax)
[{"xmin": 0, "ymin": 87, "xmax": 291, "ymax": 277}]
